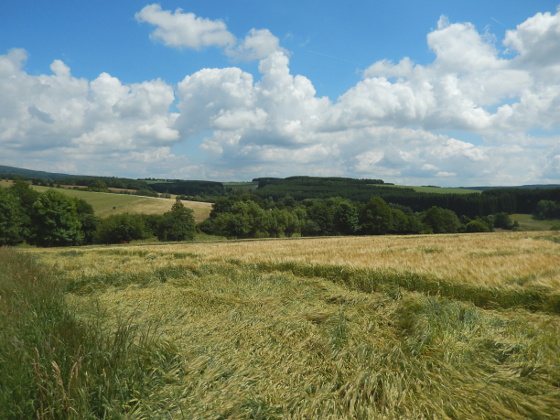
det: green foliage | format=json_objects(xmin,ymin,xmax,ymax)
[
  {"xmin": 209, "ymin": 196, "xmax": 305, "ymax": 239},
  {"xmin": 535, "ymin": 200, "xmax": 560, "ymax": 220},
  {"xmin": 465, "ymin": 219, "xmax": 491, "ymax": 233},
  {"xmin": 156, "ymin": 198, "xmax": 196, "ymax": 241},
  {"xmin": 493, "ymin": 212, "xmax": 515, "ymax": 230},
  {"xmin": 9, "ymin": 179, "xmax": 40, "ymax": 210},
  {"xmin": 360, "ymin": 197, "xmax": 392, "ymax": 235},
  {"xmin": 213, "ymin": 211, "xmax": 252, "ymax": 239},
  {"xmin": 9, "ymin": 180, "xmax": 40, "ymax": 240},
  {"xmin": 30, "ymin": 189, "xmax": 83, "ymax": 247},
  {"xmin": 421, "ymin": 206, "xmax": 461, "ymax": 234},
  {"xmin": 389, "ymin": 208, "xmax": 408, "ymax": 234},
  {"xmin": 148, "ymin": 179, "xmax": 226, "ymax": 197},
  {"xmin": 253, "ymin": 176, "xmax": 560, "ymax": 218},
  {"xmin": 73, "ymin": 197, "xmax": 99, "ymax": 244},
  {"xmin": 302, "ymin": 200, "xmax": 335, "ymax": 236},
  {"xmin": 95, "ymin": 213, "xmax": 149, "ymax": 244},
  {"xmin": 0, "ymin": 188, "xmax": 24, "ymax": 245},
  {"xmin": 333, "ymin": 199, "xmax": 360, "ymax": 235},
  {"xmin": 59, "ymin": 175, "xmax": 151, "ymax": 191},
  {"xmin": 86, "ymin": 179, "xmax": 108, "ymax": 192},
  {"xmin": 212, "ymin": 200, "xmax": 263, "ymax": 239}
]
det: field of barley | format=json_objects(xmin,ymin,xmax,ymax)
[{"xmin": 13, "ymin": 231, "xmax": 557, "ymax": 418}]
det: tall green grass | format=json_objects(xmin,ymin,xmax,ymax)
[{"xmin": 0, "ymin": 248, "xmax": 180, "ymax": 419}]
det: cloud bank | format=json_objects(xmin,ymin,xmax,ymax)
[{"xmin": 1, "ymin": 5, "xmax": 560, "ymax": 185}]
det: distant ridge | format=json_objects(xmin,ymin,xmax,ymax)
[
  {"xmin": 0, "ymin": 164, "xmax": 75, "ymax": 181},
  {"xmin": 1, "ymin": 164, "xmax": 560, "ymax": 190}
]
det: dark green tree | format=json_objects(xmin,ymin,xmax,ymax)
[
  {"xmin": 279, "ymin": 208, "xmax": 302, "ymax": 237},
  {"xmin": 333, "ymin": 199, "xmax": 360, "ymax": 235},
  {"xmin": 0, "ymin": 188, "xmax": 24, "ymax": 245},
  {"xmin": 95, "ymin": 213, "xmax": 148, "ymax": 244},
  {"xmin": 302, "ymin": 200, "xmax": 335, "ymax": 236},
  {"xmin": 535, "ymin": 200, "xmax": 560, "ymax": 220},
  {"xmin": 87, "ymin": 179, "xmax": 108, "ymax": 192},
  {"xmin": 9, "ymin": 180, "xmax": 40, "ymax": 240},
  {"xmin": 493, "ymin": 213, "xmax": 514, "ymax": 230},
  {"xmin": 73, "ymin": 197, "xmax": 99, "ymax": 245},
  {"xmin": 389, "ymin": 208, "xmax": 409, "ymax": 234},
  {"xmin": 421, "ymin": 206, "xmax": 461, "ymax": 234},
  {"xmin": 360, "ymin": 197, "xmax": 392, "ymax": 235},
  {"xmin": 465, "ymin": 219, "xmax": 491, "ymax": 232},
  {"xmin": 213, "ymin": 211, "xmax": 251, "ymax": 239},
  {"xmin": 156, "ymin": 198, "xmax": 196, "ymax": 241},
  {"xmin": 30, "ymin": 190, "xmax": 83, "ymax": 247}
]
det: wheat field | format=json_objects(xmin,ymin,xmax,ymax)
[{"xmin": 27, "ymin": 231, "xmax": 560, "ymax": 418}]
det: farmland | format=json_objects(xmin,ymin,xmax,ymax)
[
  {"xmin": 5, "ymin": 231, "xmax": 558, "ymax": 418},
  {"xmin": 0, "ymin": 180, "xmax": 212, "ymax": 222}
]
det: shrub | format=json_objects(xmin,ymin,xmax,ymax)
[
  {"xmin": 96, "ymin": 213, "xmax": 150, "ymax": 244},
  {"xmin": 465, "ymin": 219, "xmax": 491, "ymax": 233}
]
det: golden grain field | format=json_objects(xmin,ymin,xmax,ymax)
[{"xmin": 28, "ymin": 231, "xmax": 560, "ymax": 419}]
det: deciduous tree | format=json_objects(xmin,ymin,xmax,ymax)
[
  {"xmin": 156, "ymin": 198, "xmax": 196, "ymax": 241},
  {"xmin": 0, "ymin": 188, "xmax": 24, "ymax": 245},
  {"xmin": 30, "ymin": 190, "xmax": 83, "ymax": 247}
]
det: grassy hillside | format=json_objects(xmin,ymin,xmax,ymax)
[
  {"xmin": 511, "ymin": 213, "xmax": 560, "ymax": 231},
  {"xmin": 0, "ymin": 180, "xmax": 212, "ymax": 222},
  {"xmin": 21, "ymin": 231, "xmax": 560, "ymax": 418}
]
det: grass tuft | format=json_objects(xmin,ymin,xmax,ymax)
[{"xmin": 0, "ymin": 247, "xmax": 181, "ymax": 419}]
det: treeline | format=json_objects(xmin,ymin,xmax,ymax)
[
  {"xmin": 3, "ymin": 166, "xmax": 558, "ymax": 216},
  {"xmin": 147, "ymin": 180, "xmax": 226, "ymax": 197},
  {"xmin": 252, "ymin": 176, "xmax": 560, "ymax": 218},
  {"xmin": 0, "ymin": 181, "xmax": 195, "ymax": 246},
  {"xmin": 253, "ymin": 176, "xmax": 397, "ymax": 202},
  {"xmin": 58, "ymin": 176, "xmax": 151, "ymax": 191},
  {"xmin": 199, "ymin": 194, "xmax": 519, "ymax": 239}
]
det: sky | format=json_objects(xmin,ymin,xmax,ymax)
[{"xmin": 1, "ymin": 1, "xmax": 560, "ymax": 186}]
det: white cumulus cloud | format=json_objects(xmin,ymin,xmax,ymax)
[
  {"xmin": 227, "ymin": 29, "xmax": 287, "ymax": 61},
  {"xmin": 135, "ymin": 4, "xmax": 235, "ymax": 49}
]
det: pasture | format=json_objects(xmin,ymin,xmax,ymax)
[
  {"xmin": 18, "ymin": 231, "xmax": 560, "ymax": 418},
  {"xmin": 511, "ymin": 213, "xmax": 560, "ymax": 231},
  {"xmin": 0, "ymin": 180, "xmax": 212, "ymax": 222}
]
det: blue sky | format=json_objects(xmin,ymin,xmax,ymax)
[{"xmin": 1, "ymin": 1, "xmax": 559, "ymax": 186}]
